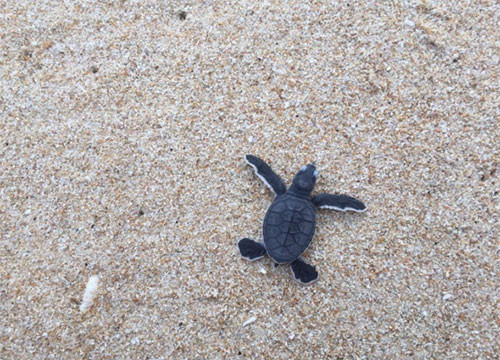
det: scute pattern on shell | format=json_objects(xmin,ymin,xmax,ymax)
[{"xmin": 263, "ymin": 194, "xmax": 316, "ymax": 263}]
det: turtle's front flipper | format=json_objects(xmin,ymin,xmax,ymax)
[
  {"xmin": 291, "ymin": 258, "xmax": 318, "ymax": 284},
  {"xmin": 312, "ymin": 193, "xmax": 366, "ymax": 212},
  {"xmin": 245, "ymin": 155, "xmax": 286, "ymax": 196},
  {"xmin": 238, "ymin": 238, "xmax": 266, "ymax": 261}
]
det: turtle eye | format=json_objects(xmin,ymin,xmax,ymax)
[
  {"xmin": 313, "ymin": 170, "xmax": 318, "ymax": 177},
  {"xmin": 300, "ymin": 165, "xmax": 307, "ymax": 172}
]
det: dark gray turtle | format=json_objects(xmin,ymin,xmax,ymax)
[{"xmin": 238, "ymin": 155, "xmax": 367, "ymax": 284}]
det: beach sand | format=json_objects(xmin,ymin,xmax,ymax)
[{"xmin": 1, "ymin": 1, "xmax": 498, "ymax": 358}]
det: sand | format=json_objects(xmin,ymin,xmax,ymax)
[{"xmin": 1, "ymin": 0, "xmax": 499, "ymax": 359}]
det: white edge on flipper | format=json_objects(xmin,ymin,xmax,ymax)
[
  {"xmin": 240, "ymin": 253, "xmax": 265, "ymax": 262},
  {"xmin": 290, "ymin": 265, "xmax": 319, "ymax": 285},
  {"xmin": 244, "ymin": 155, "xmax": 276, "ymax": 195},
  {"xmin": 319, "ymin": 205, "xmax": 367, "ymax": 213}
]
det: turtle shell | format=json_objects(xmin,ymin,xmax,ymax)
[{"xmin": 263, "ymin": 194, "xmax": 316, "ymax": 263}]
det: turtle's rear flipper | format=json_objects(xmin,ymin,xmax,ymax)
[
  {"xmin": 238, "ymin": 238, "xmax": 266, "ymax": 261},
  {"xmin": 291, "ymin": 258, "xmax": 318, "ymax": 284}
]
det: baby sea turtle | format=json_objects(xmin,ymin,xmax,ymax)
[{"xmin": 238, "ymin": 155, "xmax": 367, "ymax": 284}]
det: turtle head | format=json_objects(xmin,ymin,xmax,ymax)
[{"xmin": 291, "ymin": 163, "xmax": 317, "ymax": 196}]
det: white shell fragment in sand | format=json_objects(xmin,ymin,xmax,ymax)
[
  {"xmin": 80, "ymin": 275, "xmax": 100, "ymax": 313},
  {"xmin": 243, "ymin": 316, "xmax": 257, "ymax": 327},
  {"xmin": 442, "ymin": 293, "xmax": 453, "ymax": 301}
]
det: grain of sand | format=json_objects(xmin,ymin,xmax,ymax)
[{"xmin": 1, "ymin": 1, "xmax": 499, "ymax": 359}]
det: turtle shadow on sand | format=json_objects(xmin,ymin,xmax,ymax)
[{"xmin": 238, "ymin": 155, "xmax": 367, "ymax": 284}]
